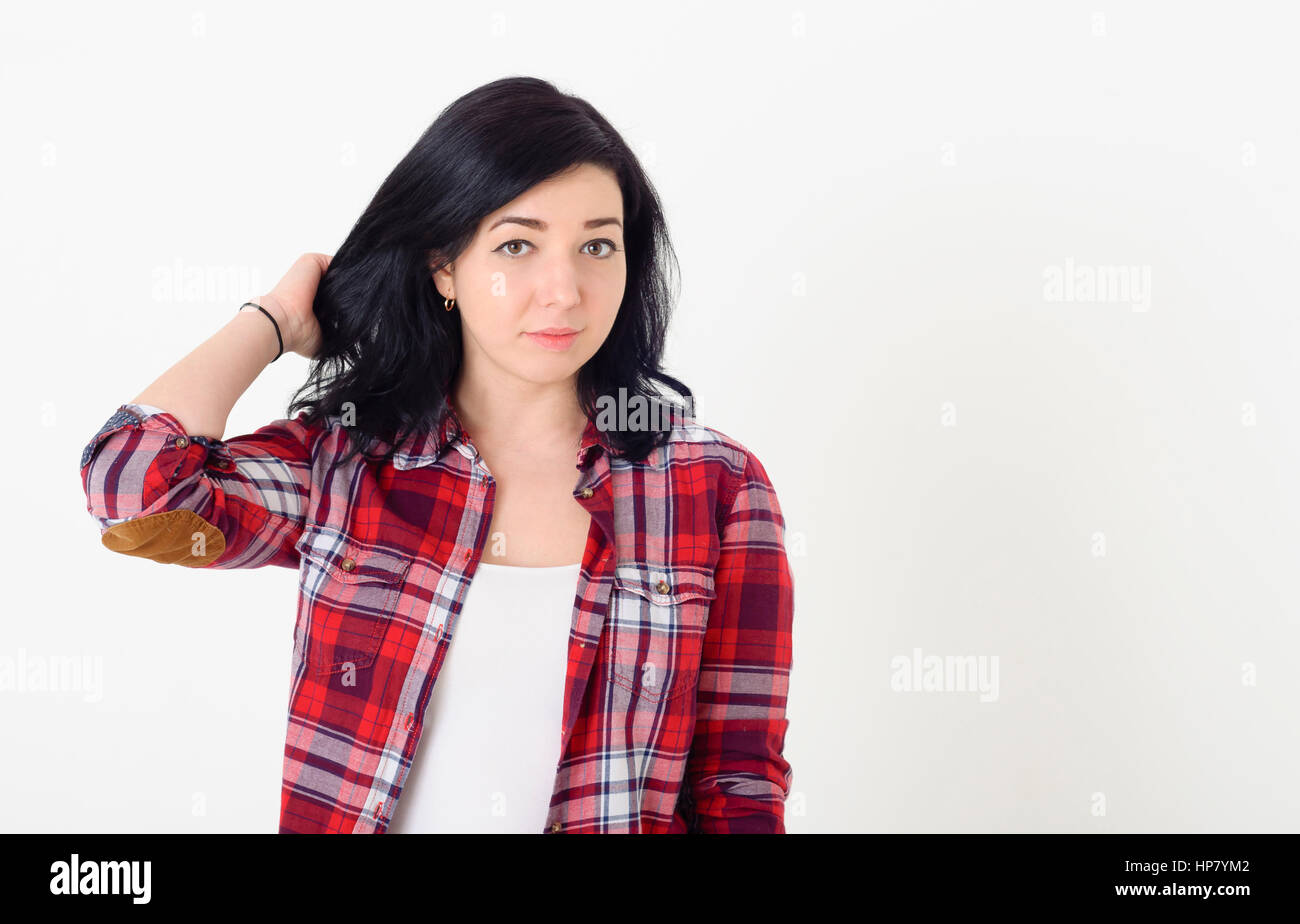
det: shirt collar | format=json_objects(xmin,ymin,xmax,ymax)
[{"xmin": 390, "ymin": 394, "xmax": 622, "ymax": 471}]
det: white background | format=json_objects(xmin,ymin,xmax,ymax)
[{"xmin": 3, "ymin": 0, "xmax": 1298, "ymax": 832}]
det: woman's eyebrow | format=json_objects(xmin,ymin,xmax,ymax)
[{"xmin": 487, "ymin": 216, "xmax": 622, "ymax": 232}]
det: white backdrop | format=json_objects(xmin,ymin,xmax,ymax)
[{"xmin": 3, "ymin": 0, "xmax": 1298, "ymax": 832}]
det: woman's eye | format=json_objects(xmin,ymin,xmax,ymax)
[
  {"xmin": 584, "ymin": 239, "xmax": 618, "ymax": 258},
  {"xmin": 499, "ymin": 240, "xmax": 532, "ymax": 257},
  {"xmin": 494, "ymin": 239, "xmax": 619, "ymax": 258}
]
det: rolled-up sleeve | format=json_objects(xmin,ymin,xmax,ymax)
[
  {"xmin": 685, "ymin": 448, "xmax": 795, "ymax": 833},
  {"xmin": 79, "ymin": 402, "xmax": 322, "ymax": 569}
]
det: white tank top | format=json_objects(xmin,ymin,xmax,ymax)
[{"xmin": 386, "ymin": 560, "xmax": 581, "ymax": 833}]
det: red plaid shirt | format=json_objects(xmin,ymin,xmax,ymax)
[{"xmin": 79, "ymin": 396, "xmax": 794, "ymax": 833}]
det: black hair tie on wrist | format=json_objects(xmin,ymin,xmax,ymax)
[{"xmin": 239, "ymin": 301, "xmax": 284, "ymax": 361}]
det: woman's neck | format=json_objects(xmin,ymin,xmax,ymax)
[{"xmin": 450, "ymin": 369, "xmax": 588, "ymax": 457}]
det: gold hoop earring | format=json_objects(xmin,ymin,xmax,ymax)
[{"xmin": 444, "ymin": 296, "xmax": 456, "ymax": 312}]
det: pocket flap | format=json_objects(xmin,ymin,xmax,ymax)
[
  {"xmin": 612, "ymin": 563, "xmax": 716, "ymax": 605},
  {"xmin": 296, "ymin": 524, "xmax": 411, "ymax": 584}
]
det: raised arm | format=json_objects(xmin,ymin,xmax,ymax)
[{"xmin": 79, "ymin": 254, "xmax": 330, "ymax": 570}]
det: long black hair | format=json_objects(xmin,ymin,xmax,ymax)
[{"xmin": 286, "ymin": 75, "xmax": 692, "ymax": 467}]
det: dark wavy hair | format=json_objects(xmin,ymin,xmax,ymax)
[{"xmin": 285, "ymin": 75, "xmax": 692, "ymax": 467}]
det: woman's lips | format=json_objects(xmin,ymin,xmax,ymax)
[{"xmin": 524, "ymin": 330, "xmax": 580, "ymax": 351}]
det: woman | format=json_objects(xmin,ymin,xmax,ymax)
[{"xmin": 79, "ymin": 76, "xmax": 794, "ymax": 833}]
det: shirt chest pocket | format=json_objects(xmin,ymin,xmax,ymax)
[
  {"xmin": 295, "ymin": 524, "xmax": 412, "ymax": 675},
  {"xmin": 607, "ymin": 564, "xmax": 717, "ymax": 703}
]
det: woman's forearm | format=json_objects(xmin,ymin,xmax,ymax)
[{"xmin": 129, "ymin": 307, "xmax": 283, "ymax": 441}]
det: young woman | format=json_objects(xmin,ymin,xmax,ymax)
[{"xmin": 79, "ymin": 76, "xmax": 794, "ymax": 834}]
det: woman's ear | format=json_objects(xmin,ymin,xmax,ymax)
[{"xmin": 428, "ymin": 253, "xmax": 453, "ymax": 299}]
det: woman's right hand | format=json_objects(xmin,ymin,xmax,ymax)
[{"xmin": 257, "ymin": 253, "xmax": 332, "ymax": 359}]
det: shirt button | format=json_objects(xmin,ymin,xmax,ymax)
[
  {"xmin": 656, "ymin": 580, "xmax": 670, "ymax": 594},
  {"xmin": 550, "ymin": 822, "xmax": 562, "ymax": 833},
  {"xmin": 579, "ymin": 488, "xmax": 593, "ymax": 499},
  {"xmin": 173, "ymin": 436, "xmax": 189, "ymax": 449},
  {"xmin": 341, "ymin": 557, "xmax": 356, "ymax": 572}
]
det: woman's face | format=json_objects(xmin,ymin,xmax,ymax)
[{"xmin": 433, "ymin": 162, "xmax": 627, "ymax": 388}]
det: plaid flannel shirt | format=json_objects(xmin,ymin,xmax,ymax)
[{"xmin": 79, "ymin": 396, "xmax": 794, "ymax": 833}]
